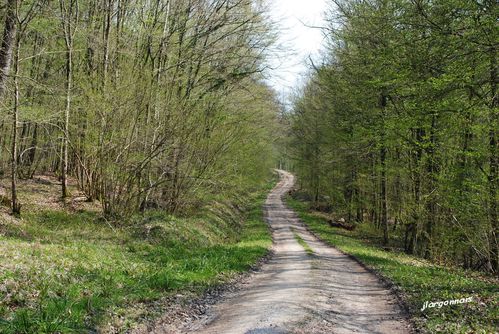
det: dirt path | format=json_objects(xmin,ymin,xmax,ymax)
[{"xmin": 181, "ymin": 170, "xmax": 411, "ymax": 334}]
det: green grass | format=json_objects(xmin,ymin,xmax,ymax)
[
  {"xmin": 291, "ymin": 229, "xmax": 314, "ymax": 255},
  {"xmin": 0, "ymin": 185, "xmax": 274, "ymax": 333},
  {"xmin": 286, "ymin": 196, "xmax": 499, "ymax": 334}
]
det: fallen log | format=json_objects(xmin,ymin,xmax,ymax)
[{"xmin": 328, "ymin": 219, "xmax": 355, "ymax": 231}]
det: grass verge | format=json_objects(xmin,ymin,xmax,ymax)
[
  {"xmin": 291, "ymin": 228, "xmax": 314, "ymax": 255},
  {"xmin": 286, "ymin": 196, "xmax": 498, "ymax": 334},
  {"xmin": 0, "ymin": 183, "xmax": 274, "ymax": 333}
]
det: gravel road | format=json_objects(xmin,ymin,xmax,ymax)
[{"xmin": 181, "ymin": 170, "xmax": 411, "ymax": 334}]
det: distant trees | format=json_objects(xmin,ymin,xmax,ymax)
[
  {"xmin": 289, "ymin": 0, "xmax": 498, "ymax": 272},
  {"xmin": 0, "ymin": 0, "xmax": 280, "ymax": 217}
]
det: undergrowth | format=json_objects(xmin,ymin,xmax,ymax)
[
  {"xmin": 0, "ymin": 183, "xmax": 274, "ymax": 333},
  {"xmin": 286, "ymin": 196, "xmax": 498, "ymax": 334}
]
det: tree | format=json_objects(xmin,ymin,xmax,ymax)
[
  {"xmin": 289, "ymin": 0, "xmax": 498, "ymax": 272},
  {"xmin": 0, "ymin": 0, "xmax": 279, "ymax": 219},
  {"xmin": 0, "ymin": 0, "xmax": 17, "ymax": 99},
  {"xmin": 59, "ymin": 0, "xmax": 78, "ymax": 198}
]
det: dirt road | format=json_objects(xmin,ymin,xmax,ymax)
[{"xmin": 182, "ymin": 170, "xmax": 411, "ymax": 334}]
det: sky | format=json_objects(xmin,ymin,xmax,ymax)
[{"xmin": 266, "ymin": 0, "xmax": 329, "ymax": 102}]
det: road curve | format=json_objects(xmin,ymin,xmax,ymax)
[{"xmin": 182, "ymin": 170, "xmax": 411, "ymax": 334}]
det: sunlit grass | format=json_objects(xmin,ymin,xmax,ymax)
[
  {"xmin": 286, "ymin": 196, "xmax": 499, "ymax": 334},
  {"xmin": 0, "ymin": 184, "xmax": 273, "ymax": 333},
  {"xmin": 291, "ymin": 228, "xmax": 314, "ymax": 255}
]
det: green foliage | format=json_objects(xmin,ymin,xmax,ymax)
[
  {"xmin": 292, "ymin": 230, "xmax": 314, "ymax": 255},
  {"xmin": 287, "ymin": 0, "xmax": 498, "ymax": 272},
  {"xmin": 0, "ymin": 184, "xmax": 273, "ymax": 333},
  {"xmin": 287, "ymin": 196, "xmax": 498, "ymax": 333},
  {"xmin": 0, "ymin": 0, "xmax": 281, "ymax": 218}
]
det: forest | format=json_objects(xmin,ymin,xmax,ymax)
[
  {"xmin": 288, "ymin": 0, "xmax": 498, "ymax": 274},
  {"xmin": 0, "ymin": 0, "xmax": 497, "ymax": 333},
  {"xmin": 0, "ymin": 0, "xmax": 286, "ymax": 331},
  {"xmin": 0, "ymin": 0, "xmax": 279, "ymax": 218}
]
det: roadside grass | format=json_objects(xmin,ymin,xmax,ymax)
[
  {"xmin": 291, "ymin": 229, "xmax": 314, "ymax": 255},
  {"xmin": 0, "ymin": 182, "xmax": 274, "ymax": 333},
  {"xmin": 286, "ymin": 196, "xmax": 499, "ymax": 334}
]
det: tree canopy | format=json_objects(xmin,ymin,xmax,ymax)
[
  {"xmin": 288, "ymin": 0, "xmax": 498, "ymax": 273},
  {"xmin": 0, "ymin": 0, "xmax": 281, "ymax": 218}
]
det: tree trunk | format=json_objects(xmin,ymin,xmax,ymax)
[
  {"xmin": 62, "ymin": 48, "xmax": 72, "ymax": 198},
  {"xmin": 11, "ymin": 35, "xmax": 20, "ymax": 215},
  {"xmin": 424, "ymin": 114, "xmax": 438, "ymax": 259},
  {"xmin": 103, "ymin": 0, "xmax": 112, "ymax": 84},
  {"xmin": 380, "ymin": 92, "xmax": 388, "ymax": 245},
  {"xmin": 488, "ymin": 46, "xmax": 498, "ymax": 272},
  {"xmin": 406, "ymin": 127, "xmax": 424, "ymax": 254},
  {"xmin": 0, "ymin": 0, "xmax": 17, "ymax": 99},
  {"xmin": 60, "ymin": 0, "xmax": 78, "ymax": 198}
]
